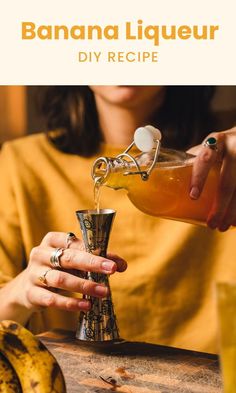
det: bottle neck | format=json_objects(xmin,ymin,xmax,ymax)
[
  {"xmin": 92, "ymin": 156, "xmax": 131, "ymax": 183},
  {"xmin": 92, "ymin": 153, "xmax": 154, "ymax": 184}
]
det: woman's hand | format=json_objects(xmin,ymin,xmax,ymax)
[
  {"xmin": 188, "ymin": 126, "xmax": 236, "ymax": 231},
  {"xmin": 19, "ymin": 231, "xmax": 127, "ymax": 313}
]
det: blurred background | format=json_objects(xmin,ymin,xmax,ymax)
[{"xmin": 0, "ymin": 86, "xmax": 235, "ymax": 145}]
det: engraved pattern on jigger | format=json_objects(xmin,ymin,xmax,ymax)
[{"xmin": 75, "ymin": 209, "xmax": 120, "ymax": 342}]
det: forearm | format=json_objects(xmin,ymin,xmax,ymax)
[{"xmin": 0, "ymin": 271, "xmax": 34, "ymax": 326}]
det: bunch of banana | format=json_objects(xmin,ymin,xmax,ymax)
[{"xmin": 0, "ymin": 320, "xmax": 66, "ymax": 393}]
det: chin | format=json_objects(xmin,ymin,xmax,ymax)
[{"xmin": 113, "ymin": 86, "xmax": 145, "ymax": 101}]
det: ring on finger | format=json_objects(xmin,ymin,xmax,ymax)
[
  {"xmin": 38, "ymin": 268, "xmax": 53, "ymax": 287},
  {"xmin": 203, "ymin": 137, "xmax": 218, "ymax": 151},
  {"xmin": 66, "ymin": 232, "xmax": 76, "ymax": 249},
  {"xmin": 50, "ymin": 247, "xmax": 65, "ymax": 268}
]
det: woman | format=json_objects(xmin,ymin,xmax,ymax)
[{"xmin": 0, "ymin": 86, "xmax": 235, "ymax": 352}]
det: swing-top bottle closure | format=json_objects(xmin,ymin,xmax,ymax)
[{"xmin": 92, "ymin": 125, "xmax": 195, "ymax": 182}]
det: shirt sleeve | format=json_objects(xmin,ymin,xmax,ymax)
[{"xmin": 0, "ymin": 143, "xmax": 26, "ymax": 287}]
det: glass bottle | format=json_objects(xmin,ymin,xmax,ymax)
[{"xmin": 92, "ymin": 126, "xmax": 221, "ymax": 226}]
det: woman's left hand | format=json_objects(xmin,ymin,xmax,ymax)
[{"xmin": 188, "ymin": 126, "xmax": 236, "ymax": 231}]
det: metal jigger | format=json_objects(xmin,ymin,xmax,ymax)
[{"xmin": 75, "ymin": 209, "xmax": 120, "ymax": 343}]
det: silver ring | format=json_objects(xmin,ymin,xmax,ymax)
[
  {"xmin": 38, "ymin": 268, "xmax": 53, "ymax": 287},
  {"xmin": 50, "ymin": 247, "xmax": 65, "ymax": 268},
  {"xmin": 66, "ymin": 232, "xmax": 76, "ymax": 249},
  {"xmin": 203, "ymin": 137, "xmax": 218, "ymax": 151}
]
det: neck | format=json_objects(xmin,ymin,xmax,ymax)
[{"xmin": 95, "ymin": 96, "xmax": 163, "ymax": 147}]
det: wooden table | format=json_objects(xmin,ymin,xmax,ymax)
[{"xmin": 39, "ymin": 330, "xmax": 222, "ymax": 393}]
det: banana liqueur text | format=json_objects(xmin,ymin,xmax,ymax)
[{"xmin": 22, "ymin": 20, "xmax": 219, "ymax": 46}]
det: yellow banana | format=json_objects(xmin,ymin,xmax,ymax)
[
  {"xmin": 0, "ymin": 352, "xmax": 22, "ymax": 393},
  {"xmin": 0, "ymin": 320, "xmax": 66, "ymax": 393}
]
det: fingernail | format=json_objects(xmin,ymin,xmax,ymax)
[
  {"xmin": 102, "ymin": 261, "xmax": 115, "ymax": 272},
  {"xmin": 78, "ymin": 300, "xmax": 91, "ymax": 310},
  {"xmin": 190, "ymin": 187, "xmax": 200, "ymax": 200},
  {"xmin": 94, "ymin": 285, "xmax": 109, "ymax": 296}
]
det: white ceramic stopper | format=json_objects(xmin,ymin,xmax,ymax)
[{"xmin": 134, "ymin": 126, "xmax": 162, "ymax": 152}]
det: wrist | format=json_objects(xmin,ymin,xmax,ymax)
[{"xmin": 0, "ymin": 271, "xmax": 34, "ymax": 325}]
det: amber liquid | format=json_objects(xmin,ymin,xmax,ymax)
[
  {"xmin": 96, "ymin": 161, "xmax": 221, "ymax": 226},
  {"xmin": 94, "ymin": 177, "xmax": 103, "ymax": 213}
]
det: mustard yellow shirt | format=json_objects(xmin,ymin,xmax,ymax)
[{"xmin": 0, "ymin": 133, "xmax": 235, "ymax": 353}]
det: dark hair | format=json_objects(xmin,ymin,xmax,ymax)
[{"xmin": 40, "ymin": 86, "xmax": 216, "ymax": 156}]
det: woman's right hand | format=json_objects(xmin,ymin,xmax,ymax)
[{"xmin": 18, "ymin": 232, "xmax": 127, "ymax": 313}]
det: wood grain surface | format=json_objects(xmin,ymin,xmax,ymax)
[{"xmin": 39, "ymin": 330, "xmax": 222, "ymax": 393}]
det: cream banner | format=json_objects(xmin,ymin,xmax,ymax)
[{"xmin": 0, "ymin": 0, "xmax": 235, "ymax": 84}]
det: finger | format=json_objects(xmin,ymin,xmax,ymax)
[
  {"xmin": 30, "ymin": 246, "xmax": 117, "ymax": 274},
  {"xmin": 26, "ymin": 285, "xmax": 91, "ymax": 312},
  {"xmin": 207, "ymin": 156, "xmax": 236, "ymax": 229},
  {"xmin": 211, "ymin": 187, "xmax": 236, "ymax": 231},
  {"xmin": 190, "ymin": 141, "xmax": 219, "ymax": 200},
  {"xmin": 39, "ymin": 233, "xmax": 127, "ymax": 272},
  {"xmin": 41, "ymin": 232, "xmax": 84, "ymax": 250},
  {"xmin": 107, "ymin": 253, "xmax": 127, "ymax": 272},
  {"xmin": 36, "ymin": 268, "xmax": 109, "ymax": 298}
]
